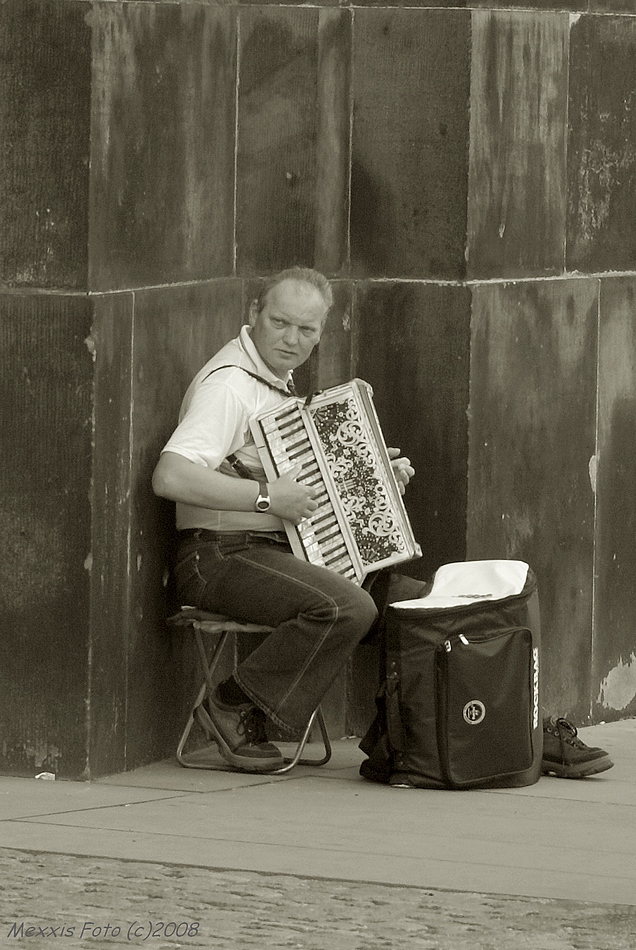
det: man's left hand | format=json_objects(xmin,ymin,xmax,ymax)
[{"xmin": 388, "ymin": 447, "xmax": 415, "ymax": 496}]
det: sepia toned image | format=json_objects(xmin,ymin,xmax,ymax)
[{"xmin": 1, "ymin": 1, "xmax": 635, "ymax": 947}]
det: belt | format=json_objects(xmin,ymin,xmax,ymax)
[{"xmin": 177, "ymin": 528, "xmax": 288, "ymax": 544}]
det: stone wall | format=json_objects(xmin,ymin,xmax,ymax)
[
  {"xmin": 1, "ymin": 0, "xmax": 634, "ymax": 777},
  {"xmin": 465, "ymin": 12, "xmax": 636, "ymax": 725}
]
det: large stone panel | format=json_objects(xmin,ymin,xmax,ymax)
[
  {"xmin": 88, "ymin": 292, "xmax": 134, "ymax": 777},
  {"xmin": 0, "ymin": 293, "xmax": 94, "ymax": 777},
  {"xmin": 467, "ymin": 11, "xmax": 569, "ymax": 278},
  {"xmin": 0, "ymin": 0, "xmax": 91, "ymax": 290},
  {"xmin": 473, "ymin": 0, "xmax": 580, "ymax": 8},
  {"xmin": 353, "ymin": 0, "xmax": 464, "ymax": 6},
  {"xmin": 236, "ymin": 7, "xmax": 351, "ymax": 276},
  {"xmin": 300, "ymin": 280, "xmax": 354, "ymax": 394},
  {"xmin": 589, "ymin": 0, "xmax": 636, "ymax": 15},
  {"xmin": 346, "ymin": 281, "xmax": 471, "ymax": 734},
  {"xmin": 593, "ymin": 278, "xmax": 636, "ymax": 722},
  {"xmin": 123, "ymin": 279, "xmax": 244, "ymax": 773},
  {"xmin": 467, "ymin": 280, "xmax": 598, "ymax": 720},
  {"xmin": 567, "ymin": 16, "xmax": 636, "ymax": 273},
  {"xmin": 353, "ymin": 281, "xmax": 471, "ymax": 579},
  {"xmin": 90, "ymin": 2, "xmax": 236, "ymax": 291},
  {"xmin": 314, "ymin": 10, "xmax": 352, "ymax": 276},
  {"xmin": 351, "ymin": 9, "xmax": 470, "ymax": 279}
]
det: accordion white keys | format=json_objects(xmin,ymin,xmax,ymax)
[{"xmin": 250, "ymin": 378, "xmax": 422, "ymax": 584}]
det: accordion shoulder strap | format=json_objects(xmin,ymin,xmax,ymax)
[
  {"xmin": 199, "ymin": 364, "xmax": 294, "ymax": 481},
  {"xmin": 201, "ymin": 364, "xmax": 296, "ymax": 397}
]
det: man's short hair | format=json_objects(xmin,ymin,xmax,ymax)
[{"xmin": 256, "ymin": 267, "xmax": 333, "ymax": 314}]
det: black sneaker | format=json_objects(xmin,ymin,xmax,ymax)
[
  {"xmin": 542, "ymin": 716, "xmax": 614, "ymax": 779},
  {"xmin": 196, "ymin": 693, "xmax": 284, "ymax": 773}
]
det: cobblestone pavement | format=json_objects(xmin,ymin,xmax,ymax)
[{"xmin": 0, "ymin": 848, "xmax": 635, "ymax": 950}]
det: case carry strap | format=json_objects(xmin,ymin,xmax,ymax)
[{"xmin": 385, "ymin": 667, "xmax": 405, "ymax": 753}]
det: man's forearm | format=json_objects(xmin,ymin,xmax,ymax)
[{"xmin": 152, "ymin": 452, "xmax": 260, "ymax": 512}]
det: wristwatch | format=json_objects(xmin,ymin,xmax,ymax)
[{"xmin": 254, "ymin": 480, "xmax": 271, "ymax": 513}]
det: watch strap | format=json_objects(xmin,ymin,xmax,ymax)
[{"xmin": 255, "ymin": 480, "xmax": 270, "ymax": 512}]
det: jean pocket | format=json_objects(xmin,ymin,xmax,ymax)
[{"xmin": 172, "ymin": 549, "xmax": 207, "ymax": 604}]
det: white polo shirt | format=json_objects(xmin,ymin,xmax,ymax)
[{"xmin": 161, "ymin": 325, "xmax": 293, "ymax": 532}]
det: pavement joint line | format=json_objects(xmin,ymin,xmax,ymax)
[
  {"xmin": 4, "ymin": 818, "xmax": 633, "ymax": 871},
  {"xmin": 0, "ymin": 794, "xmax": 194, "ymax": 821},
  {"xmin": 95, "ymin": 765, "xmax": 361, "ymax": 787}
]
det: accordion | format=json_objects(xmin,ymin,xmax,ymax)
[{"xmin": 250, "ymin": 379, "xmax": 421, "ymax": 584}]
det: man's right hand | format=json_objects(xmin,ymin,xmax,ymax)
[{"xmin": 269, "ymin": 465, "xmax": 319, "ymax": 524}]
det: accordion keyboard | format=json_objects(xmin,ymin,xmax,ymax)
[{"xmin": 260, "ymin": 405, "xmax": 357, "ymax": 580}]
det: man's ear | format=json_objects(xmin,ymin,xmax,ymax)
[
  {"xmin": 317, "ymin": 314, "xmax": 329, "ymax": 340},
  {"xmin": 248, "ymin": 299, "xmax": 259, "ymax": 327}
]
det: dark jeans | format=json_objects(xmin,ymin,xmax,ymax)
[{"xmin": 173, "ymin": 530, "xmax": 378, "ymax": 735}]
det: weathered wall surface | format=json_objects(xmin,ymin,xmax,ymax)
[
  {"xmin": 1, "ymin": 1, "xmax": 94, "ymax": 778},
  {"xmin": 0, "ymin": 294, "xmax": 93, "ymax": 777},
  {"xmin": 1, "ymin": 0, "xmax": 634, "ymax": 777},
  {"xmin": 466, "ymin": 12, "xmax": 636, "ymax": 724}
]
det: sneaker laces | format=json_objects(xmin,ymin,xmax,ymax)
[
  {"xmin": 547, "ymin": 717, "xmax": 587, "ymax": 749},
  {"xmin": 237, "ymin": 706, "xmax": 269, "ymax": 746}
]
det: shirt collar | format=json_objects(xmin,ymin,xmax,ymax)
[{"xmin": 239, "ymin": 325, "xmax": 294, "ymax": 391}]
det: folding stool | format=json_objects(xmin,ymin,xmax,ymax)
[{"xmin": 168, "ymin": 608, "xmax": 332, "ymax": 773}]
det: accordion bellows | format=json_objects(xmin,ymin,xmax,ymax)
[{"xmin": 250, "ymin": 379, "xmax": 421, "ymax": 584}]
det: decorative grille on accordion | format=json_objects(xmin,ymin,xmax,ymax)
[{"xmin": 250, "ymin": 379, "xmax": 422, "ymax": 584}]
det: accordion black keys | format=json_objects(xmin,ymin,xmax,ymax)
[{"xmin": 250, "ymin": 379, "xmax": 421, "ymax": 584}]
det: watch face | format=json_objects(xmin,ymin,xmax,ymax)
[{"xmin": 256, "ymin": 480, "xmax": 270, "ymax": 512}]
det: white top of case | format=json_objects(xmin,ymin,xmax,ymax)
[{"xmin": 393, "ymin": 559, "xmax": 530, "ymax": 610}]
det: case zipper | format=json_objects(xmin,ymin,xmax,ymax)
[
  {"xmin": 442, "ymin": 628, "xmax": 526, "ymax": 653},
  {"xmin": 444, "ymin": 634, "xmax": 469, "ymax": 652}
]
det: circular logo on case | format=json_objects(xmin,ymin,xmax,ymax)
[{"xmin": 463, "ymin": 701, "xmax": 486, "ymax": 724}]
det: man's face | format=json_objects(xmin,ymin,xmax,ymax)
[{"xmin": 249, "ymin": 279, "xmax": 328, "ymax": 378}]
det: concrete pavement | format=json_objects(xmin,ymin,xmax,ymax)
[{"xmin": 0, "ymin": 719, "xmax": 634, "ymax": 947}]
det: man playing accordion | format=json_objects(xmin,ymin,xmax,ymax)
[{"xmin": 152, "ymin": 267, "xmax": 414, "ymax": 773}]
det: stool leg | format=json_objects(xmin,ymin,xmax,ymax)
[
  {"xmin": 194, "ymin": 627, "xmax": 231, "ymax": 692},
  {"xmin": 270, "ymin": 706, "xmax": 332, "ymax": 775},
  {"xmin": 176, "ymin": 630, "xmax": 231, "ymax": 769},
  {"xmin": 176, "ymin": 676, "xmax": 210, "ymax": 768},
  {"xmin": 306, "ymin": 706, "xmax": 332, "ymax": 767}
]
